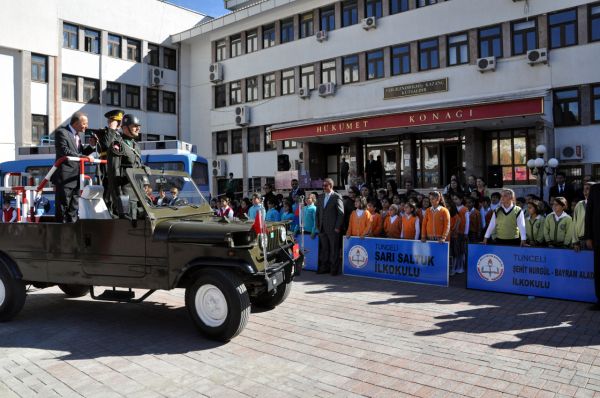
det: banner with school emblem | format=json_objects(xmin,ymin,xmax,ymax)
[
  {"xmin": 301, "ymin": 235, "xmax": 319, "ymax": 271},
  {"xmin": 343, "ymin": 237, "xmax": 449, "ymax": 286},
  {"xmin": 467, "ymin": 244, "xmax": 596, "ymax": 303}
]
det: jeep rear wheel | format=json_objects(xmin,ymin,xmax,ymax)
[
  {"xmin": 0, "ymin": 265, "xmax": 26, "ymax": 322},
  {"xmin": 252, "ymin": 281, "xmax": 292, "ymax": 309},
  {"xmin": 58, "ymin": 284, "xmax": 90, "ymax": 298},
  {"xmin": 185, "ymin": 269, "xmax": 250, "ymax": 341}
]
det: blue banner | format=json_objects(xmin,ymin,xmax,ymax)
[
  {"xmin": 300, "ymin": 234, "xmax": 319, "ymax": 271},
  {"xmin": 467, "ymin": 244, "xmax": 596, "ymax": 303},
  {"xmin": 343, "ymin": 237, "xmax": 449, "ymax": 286}
]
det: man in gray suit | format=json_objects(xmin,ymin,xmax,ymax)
[{"xmin": 316, "ymin": 178, "xmax": 344, "ymax": 275}]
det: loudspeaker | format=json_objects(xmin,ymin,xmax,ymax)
[
  {"xmin": 487, "ymin": 165, "xmax": 503, "ymax": 188},
  {"xmin": 277, "ymin": 154, "xmax": 291, "ymax": 171}
]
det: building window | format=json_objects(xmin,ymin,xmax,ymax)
[
  {"xmin": 321, "ymin": 60, "xmax": 336, "ymax": 84},
  {"xmin": 31, "ymin": 54, "xmax": 47, "ymax": 82},
  {"xmin": 447, "ymin": 33, "xmax": 469, "ymax": 66},
  {"xmin": 342, "ymin": 1, "xmax": 358, "ymax": 27},
  {"xmin": 63, "ymin": 23, "xmax": 78, "ymax": 49},
  {"xmin": 84, "ymin": 29, "xmax": 100, "ymax": 54},
  {"xmin": 32, "ymin": 115, "xmax": 48, "ymax": 145},
  {"xmin": 281, "ymin": 69, "xmax": 295, "ymax": 95},
  {"xmin": 230, "ymin": 81, "xmax": 242, "ymax": 105},
  {"xmin": 390, "ymin": 0, "xmax": 409, "ymax": 14},
  {"xmin": 127, "ymin": 38, "xmax": 141, "ymax": 62},
  {"xmin": 419, "ymin": 38, "xmax": 439, "ymax": 70},
  {"xmin": 147, "ymin": 88, "xmax": 159, "ymax": 112},
  {"xmin": 263, "ymin": 73, "xmax": 276, "ymax": 99},
  {"xmin": 479, "ymin": 25, "xmax": 503, "ymax": 58},
  {"xmin": 163, "ymin": 91, "xmax": 176, "ymax": 114},
  {"xmin": 365, "ymin": 0, "xmax": 383, "ymax": 18},
  {"xmin": 163, "ymin": 48, "xmax": 176, "ymax": 70},
  {"xmin": 62, "ymin": 75, "xmax": 77, "ymax": 101},
  {"xmin": 246, "ymin": 77, "xmax": 258, "ymax": 102},
  {"xmin": 391, "ymin": 44, "xmax": 410, "ymax": 75},
  {"xmin": 246, "ymin": 30, "xmax": 258, "ymax": 53},
  {"xmin": 283, "ymin": 140, "xmax": 298, "ymax": 149},
  {"xmin": 300, "ymin": 12, "xmax": 314, "ymax": 38},
  {"xmin": 591, "ymin": 3, "xmax": 600, "ymax": 42},
  {"xmin": 248, "ymin": 127, "xmax": 261, "ymax": 152},
  {"xmin": 83, "ymin": 78, "xmax": 99, "ymax": 103},
  {"xmin": 216, "ymin": 40, "xmax": 227, "ymax": 61},
  {"xmin": 231, "ymin": 130, "xmax": 243, "ymax": 154},
  {"xmin": 147, "ymin": 43, "xmax": 159, "ymax": 66},
  {"xmin": 488, "ymin": 129, "xmax": 534, "ymax": 185},
  {"xmin": 281, "ymin": 19, "xmax": 294, "ymax": 43},
  {"xmin": 511, "ymin": 19, "xmax": 537, "ymax": 56},
  {"xmin": 106, "ymin": 82, "xmax": 121, "ymax": 106},
  {"xmin": 215, "ymin": 84, "xmax": 226, "ymax": 108},
  {"xmin": 216, "ymin": 131, "xmax": 228, "ymax": 155},
  {"xmin": 549, "ymin": 9, "xmax": 577, "ymax": 49},
  {"xmin": 553, "ymin": 88, "xmax": 580, "ymax": 126},
  {"xmin": 343, "ymin": 55, "xmax": 359, "ymax": 84},
  {"xmin": 366, "ymin": 50, "xmax": 384, "ymax": 80},
  {"xmin": 593, "ymin": 85, "xmax": 600, "ymax": 123},
  {"xmin": 106, "ymin": 34, "xmax": 121, "ymax": 58},
  {"xmin": 125, "ymin": 85, "xmax": 140, "ymax": 109},
  {"xmin": 263, "ymin": 25, "xmax": 275, "ymax": 48},
  {"xmin": 300, "ymin": 65, "xmax": 315, "ymax": 90},
  {"xmin": 230, "ymin": 35, "xmax": 242, "ymax": 57},
  {"xmin": 264, "ymin": 127, "xmax": 276, "ymax": 151},
  {"xmin": 320, "ymin": 6, "xmax": 335, "ymax": 32}
]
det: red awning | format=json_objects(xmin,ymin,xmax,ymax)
[{"xmin": 270, "ymin": 97, "xmax": 544, "ymax": 141}]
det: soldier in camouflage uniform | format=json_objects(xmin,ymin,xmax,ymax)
[{"xmin": 108, "ymin": 114, "xmax": 143, "ymax": 218}]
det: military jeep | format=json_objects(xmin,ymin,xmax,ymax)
[{"xmin": 0, "ymin": 168, "xmax": 301, "ymax": 341}]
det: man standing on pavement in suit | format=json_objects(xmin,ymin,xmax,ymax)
[
  {"xmin": 52, "ymin": 111, "xmax": 94, "ymax": 223},
  {"xmin": 549, "ymin": 172, "xmax": 575, "ymax": 207},
  {"xmin": 340, "ymin": 157, "xmax": 350, "ymax": 187},
  {"xmin": 316, "ymin": 178, "xmax": 344, "ymax": 275},
  {"xmin": 585, "ymin": 181, "xmax": 600, "ymax": 310}
]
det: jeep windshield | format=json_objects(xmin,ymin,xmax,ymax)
[{"xmin": 129, "ymin": 169, "xmax": 211, "ymax": 216}]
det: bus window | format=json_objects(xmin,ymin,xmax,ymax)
[
  {"xmin": 192, "ymin": 161, "xmax": 208, "ymax": 187},
  {"xmin": 146, "ymin": 161, "xmax": 185, "ymax": 172},
  {"xmin": 25, "ymin": 166, "xmax": 54, "ymax": 187}
]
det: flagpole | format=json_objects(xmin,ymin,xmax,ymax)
[{"xmin": 298, "ymin": 196, "xmax": 305, "ymax": 268}]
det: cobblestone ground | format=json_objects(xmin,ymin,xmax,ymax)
[{"xmin": 1, "ymin": 272, "xmax": 600, "ymax": 397}]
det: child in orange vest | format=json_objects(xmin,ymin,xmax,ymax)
[
  {"xmin": 401, "ymin": 202, "xmax": 420, "ymax": 240},
  {"xmin": 367, "ymin": 201, "xmax": 383, "ymax": 237},
  {"xmin": 421, "ymin": 191, "xmax": 451, "ymax": 243},
  {"xmin": 451, "ymin": 193, "xmax": 468, "ymax": 275},
  {"xmin": 384, "ymin": 204, "xmax": 402, "ymax": 238},
  {"xmin": 345, "ymin": 197, "xmax": 372, "ymax": 239}
]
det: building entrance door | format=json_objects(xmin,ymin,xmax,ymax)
[{"xmin": 415, "ymin": 132, "xmax": 464, "ymax": 189}]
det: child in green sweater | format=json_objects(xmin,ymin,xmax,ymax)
[
  {"xmin": 543, "ymin": 197, "xmax": 573, "ymax": 248},
  {"xmin": 526, "ymin": 199, "xmax": 545, "ymax": 246}
]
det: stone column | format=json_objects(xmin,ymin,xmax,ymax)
[
  {"xmin": 538, "ymin": 15, "xmax": 548, "ymax": 49},
  {"xmin": 502, "ymin": 22, "xmax": 511, "ymax": 58},
  {"xmin": 438, "ymin": 36, "xmax": 447, "ymax": 68},
  {"xmin": 468, "ymin": 29, "xmax": 478, "ymax": 64},
  {"xmin": 410, "ymin": 42, "xmax": 419, "ymax": 72},
  {"xmin": 463, "ymin": 128, "xmax": 485, "ymax": 179},
  {"xmin": 348, "ymin": 138, "xmax": 364, "ymax": 185},
  {"xmin": 578, "ymin": 5, "xmax": 588, "ymax": 45}
]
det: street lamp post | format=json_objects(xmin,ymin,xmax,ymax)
[{"xmin": 526, "ymin": 144, "xmax": 559, "ymax": 202}]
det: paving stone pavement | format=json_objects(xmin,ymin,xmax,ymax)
[{"xmin": 2, "ymin": 272, "xmax": 600, "ymax": 397}]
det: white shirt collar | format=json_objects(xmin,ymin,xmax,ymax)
[
  {"xmin": 553, "ymin": 211, "xmax": 568, "ymax": 221},
  {"xmin": 68, "ymin": 124, "xmax": 78, "ymax": 136}
]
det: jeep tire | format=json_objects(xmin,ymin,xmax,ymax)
[
  {"xmin": 0, "ymin": 264, "xmax": 26, "ymax": 322},
  {"xmin": 58, "ymin": 284, "xmax": 90, "ymax": 298},
  {"xmin": 252, "ymin": 281, "xmax": 292, "ymax": 309},
  {"xmin": 185, "ymin": 269, "xmax": 250, "ymax": 342}
]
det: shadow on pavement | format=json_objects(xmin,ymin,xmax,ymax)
[
  {"xmin": 297, "ymin": 271, "xmax": 600, "ymax": 350},
  {"xmin": 0, "ymin": 291, "xmax": 224, "ymax": 360}
]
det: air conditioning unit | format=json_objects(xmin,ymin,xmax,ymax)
[
  {"xmin": 149, "ymin": 67, "xmax": 164, "ymax": 87},
  {"xmin": 362, "ymin": 17, "xmax": 376, "ymax": 30},
  {"xmin": 209, "ymin": 63, "xmax": 223, "ymax": 82},
  {"xmin": 235, "ymin": 106, "xmax": 250, "ymax": 126},
  {"xmin": 298, "ymin": 87, "xmax": 310, "ymax": 99},
  {"xmin": 560, "ymin": 145, "xmax": 583, "ymax": 161},
  {"xmin": 316, "ymin": 30, "xmax": 328, "ymax": 42},
  {"xmin": 318, "ymin": 82, "xmax": 336, "ymax": 97},
  {"xmin": 212, "ymin": 159, "xmax": 227, "ymax": 177},
  {"xmin": 527, "ymin": 48, "xmax": 548, "ymax": 65},
  {"xmin": 477, "ymin": 56, "xmax": 496, "ymax": 72}
]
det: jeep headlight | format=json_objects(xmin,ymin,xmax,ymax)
[{"xmin": 279, "ymin": 226, "xmax": 287, "ymax": 243}]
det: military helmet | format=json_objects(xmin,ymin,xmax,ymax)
[
  {"xmin": 122, "ymin": 114, "xmax": 141, "ymax": 127},
  {"xmin": 141, "ymin": 176, "xmax": 151, "ymax": 186}
]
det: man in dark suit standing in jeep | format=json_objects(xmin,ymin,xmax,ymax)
[
  {"xmin": 316, "ymin": 178, "xmax": 344, "ymax": 275},
  {"xmin": 52, "ymin": 111, "xmax": 94, "ymax": 223}
]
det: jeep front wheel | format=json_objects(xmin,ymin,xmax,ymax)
[
  {"xmin": 185, "ymin": 269, "xmax": 250, "ymax": 341},
  {"xmin": 0, "ymin": 265, "xmax": 26, "ymax": 322},
  {"xmin": 58, "ymin": 284, "xmax": 90, "ymax": 298}
]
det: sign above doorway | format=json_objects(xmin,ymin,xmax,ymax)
[{"xmin": 384, "ymin": 78, "xmax": 448, "ymax": 100}]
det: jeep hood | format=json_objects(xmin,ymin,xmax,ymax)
[{"xmin": 153, "ymin": 219, "xmax": 253, "ymax": 244}]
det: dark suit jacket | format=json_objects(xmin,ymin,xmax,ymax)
[
  {"xmin": 584, "ymin": 183, "xmax": 600, "ymax": 245},
  {"xmin": 52, "ymin": 125, "xmax": 93, "ymax": 187},
  {"xmin": 549, "ymin": 183, "xmax": 575, "ymax": 204},
  {"xmin": 316, "ymin": 191, "xmax": 344, "ymax": 234},
  {"xmin": 288, "ymin": 188, "xmax": 306, "ymax": 204}
]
